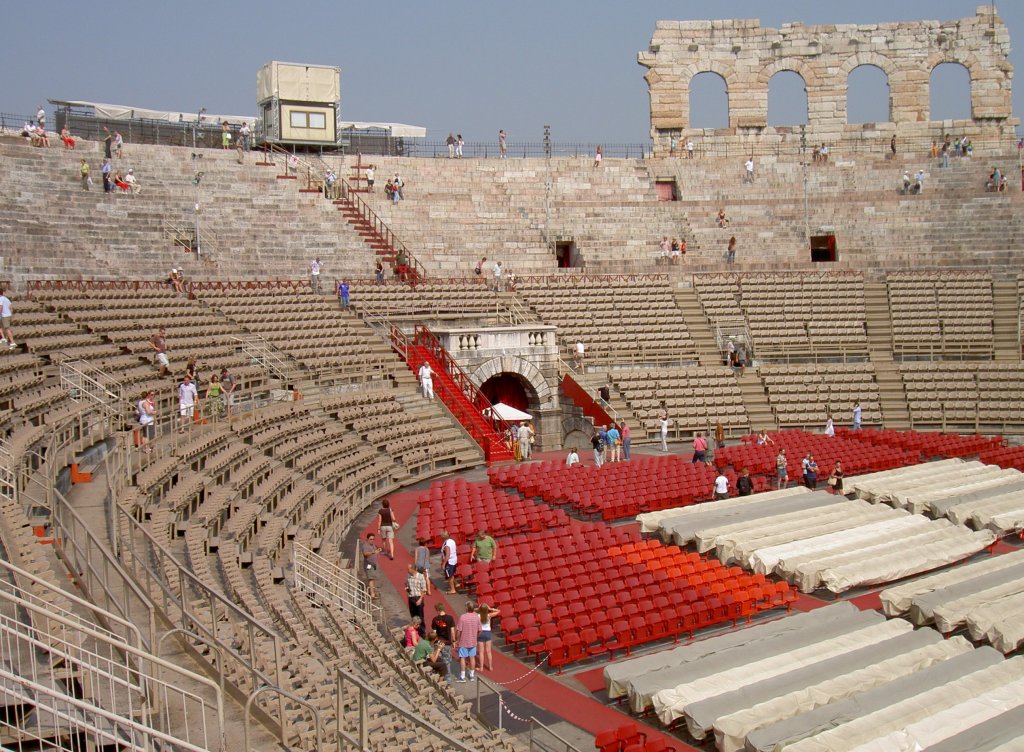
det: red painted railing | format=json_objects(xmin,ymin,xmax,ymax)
[
  {"xmin": 400, "ymin": 325, "xmax": 514, "ymax": 462},
  {"xmin": 560, "ymin": 372, "xmax": 615, "ymax": 428},
  {"xmin": 262, "ymin": 143, "xmax": 425, "ymax": 283}
]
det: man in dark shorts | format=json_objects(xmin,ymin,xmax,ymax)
[
  {"xmin": 430, "ymin": 603, "xmax": 456, "ymax": 684},
  {"xmin": 359, "ymin": 533, "xmax": 382, "ymax": 599},
  {"xmin": 736, "ymin": 468, "xmax": 754, "ymax": 496}
]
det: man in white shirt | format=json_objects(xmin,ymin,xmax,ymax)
[
  {"xmin": 177, "ymin": 375, "xmax": 200, "ymax": 434},
  {"xmin": 0, "ymin": 288, "xmax": 16, "ymax": 349},
  {"xmin": 418, "ymin": 362, "xmax": 434, "ymax": 399},
  {"xmin": 565, "ymin": 447, "xmax": 580, "ymax": 467},
  {"xmin": 124, "ymin": 168, "xmax": 141, "ymax": 194},
  {"xmin": 366, "ymin": 167, "xmax": 375, "ymax": 192},
  {"xmin": 492, "ymin": 261, "xmax": 503, "ymax": 291},
  {"xmin": 309, "ymin": 258, "xmax": 322, "ymax": 294},
  {"xmin": 441, "ymin": 531, "xmax": 458, "ymax": 594},
  {"xmin": 745, "ymin": 157, "xmax": 755, "ymax": 183},
  {"xmin": 713, "ymin": 471, "xmax": 729, "ymax": 500},
  {"xmin": 686, "ymin": 139, "xmax": 694, "ymax": 159},
  {"xmin": 574, "ymin": 340, "xmax": 585, "ymax": 372}
]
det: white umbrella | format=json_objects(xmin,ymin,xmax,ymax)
[{"xmin": 484, "ymin": 402, "xmax": 532, "ymax": 422}]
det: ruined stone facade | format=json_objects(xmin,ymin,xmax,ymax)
[{"xmin": 640, "ymin": 6, "xmax": 1017, "ymax": 154}]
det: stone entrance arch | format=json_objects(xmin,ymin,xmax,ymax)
[{"xmin": 470, "ymin": 354, "xmax": 560, "ymax": 450}]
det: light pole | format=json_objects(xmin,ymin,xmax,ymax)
[
  {"xmin": 191, "ymin": 153, "xmax": 204, "ymax": 258},
  {"xmin": 800, "ymin": 124, "xmax": 810, "ymax": 247},
  {"xmin": 193, "ymin": 107, "xmax": 206, "ymax": 149},
  {"xmin": 543, "ymin": 125, "xmax": 552, "ymax": 252}
]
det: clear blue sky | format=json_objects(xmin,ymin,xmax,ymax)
[{"xmin": 1, "ymin": 1, "xmax": 1019, "ymax": 143}]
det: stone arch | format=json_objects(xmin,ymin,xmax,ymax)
[
  {"xmin": 688, "ymin": 71, "xmax": 730, "ymax": 129},
  {"xmin": 845, "ymin": 62, "xmax": 893, "ymax": 124},
  {"xmin": 766, "ymin": 69, "xmax": 809, "ymax": 127},
  {"xmin": 680, "ymin": 62, "xmax": 739, "ymax": 129},
  {"xmin": 469, "ymin": 355, "xmax": 555, "ymax": 411},
  {"xmin": 927, "ymin": 55, "xmax": 977, "ymax": 121},
  {"xmin": 758, "ymin": 57, "xmax": 819, "ymax": 88}
]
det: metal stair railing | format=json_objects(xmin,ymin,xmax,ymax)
[
  {"xmin": 262, "ymin": 143, "xmax": 427, "ymax": 282},
  {"xmin": 59, "ymin": 356, "xmax": 125, "ymax": 416},
  {"xmin": 232, "ymin": 334, "xmax": 299, "ymax": 383},
  {"xmin": 292, "ymin": 542, "xmax": 383, "ymax": 624},
  {"xmin": 334, "ymin": 667, "xmax": 478, "ymax": 752},
  {"xmin": 161, "ymin": 217, "xmax": 218, "ymax": 259},
  {"xmin": 0, "ymin": 566, "xmax": 227, "ymax": 752}
]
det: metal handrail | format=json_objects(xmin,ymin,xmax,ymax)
[
  {"xmin": 262, "ymin": 143, "xmax": 427, "ymax": 283},
  {"xmin": 410, "ymin": 140, "xmax": 649, "ymax": 159},
  {"xmin": 335, "ymin": 667, "xmax": 479, "ymax": 751},
  {"xmin": 162, "ymin": 217, "xmax": 219, "ymax": 255},
  {"xmin": 292, "ymin": 541, "xmax": 383, "ymax": 624},
  {"xmin": 231, "ymin": 333, "xmax": 298, "ymax": 382}
]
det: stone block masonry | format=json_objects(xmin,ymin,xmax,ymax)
[{"xmin": 640, "ymin": 6, "xmax": 1018, "ymax": 155}]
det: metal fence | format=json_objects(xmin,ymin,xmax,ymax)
[
  {"xmin": 408, "ymin": 140, "xmax": 649, "ymax": 159},
  {"xmin": 0, "ymin": 562, "xmax": 226, "ymax": 752},
  {"xmin": 293, "ymin": 541, "xmax": 383, "ymax": 624}
]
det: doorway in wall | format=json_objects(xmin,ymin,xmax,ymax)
[{"xmin": 555, "ymin": 240, "xmax": 579, "ymax": 268}]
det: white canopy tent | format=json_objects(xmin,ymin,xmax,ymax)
[{"xmin": 483, "ymin": 403, "xmax": 532, "ymax": 422}]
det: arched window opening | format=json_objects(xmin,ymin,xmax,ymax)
[
  {"xmin": 847, "ymin": 64, "xmax": 891, "ymax": 123},
  {"xmin": 930, "ymin": 62, "xmax": 972, "ymax": 120},
  {"xmin": 689, "ymin": 72, "xmax": 730, "ymax": 129},
  {"xmin": 768, "ymin": 70, "xmax": 808, "ymax": 126}
]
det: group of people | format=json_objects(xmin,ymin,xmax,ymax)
[
  {"xmin": 360, "ymin": 498, "xmax": 502, "ymax": 683},
  {"xmin": 508, "ymin": 421, "xmax": 535, "ymax": 461},
  {"xmin": 445, "ymin": 133, "xmax": 465, "ymax": 159},
  {"xmin": 140, "ymin": 327, "xmax": 236, "ymax": 447},
  {"xmin": 668, "ymin": 136, "xmax": 696, "ymax": 158},
  {"xmin": 985, "ymin": 167, "xmax": 1009, "ymax": 193},
  {"xmin": 933, "ymin": 134, "xmax": 973, "ymax": 167},
  {"xmin": 724, "ymin": 338, "xmax": 747, "ymax": 374},
  {"xmin": 901, "ymin": 170, "xmax": 927, "ymax": 195},
  {"xmin": 481, "ymin": 259, "xmax": 516, "ymax": 292},
  {"xmin": 657, "ymin": 236, "xmax": 687, "ymax": 265},
  {"xmin": 384, "ymin": 174, "xmax": 405, "ymax": 203},
  {"xmin": 588, "ymin": 422, "xmax": 631, "ymax": 466}
]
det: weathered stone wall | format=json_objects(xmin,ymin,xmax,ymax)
[{"xmin": 640, "ymin": 6, "xmax": 1018, "ymax": 154}]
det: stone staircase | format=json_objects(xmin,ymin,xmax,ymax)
[
  {"xmin": 673, "ymin": 283, "xmax": 722, "ymax": 366},
  {"xmin": 864, "ymin": 282, "xmax": 894, "ymax": 358},
  {"xmin": 1, "ymin": 137, "xmax": 1022, "ymax": 286},
  {"xmin": 0, "ymin": 140, "xmax": 377, "ymax": 286},
  {"xmin": 736, "ymin": 371, "xmax": 777, "ymax": 432},
  {"xmin": 992, "ymin": 280, "xmax": 1021, "ymax": 360},
  {"xmin": 863, "ymin": 281, "xmax": 912, "ymax": 429},
  {"xmin": 872, "ymin": 361, "xmax": 912, "ymax": 430}
]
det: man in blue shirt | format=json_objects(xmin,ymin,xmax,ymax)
[
  {"xmin": 337, "ymin": 279, "xmax": 350, "ymax": 308},
  {"xmin": 605, "ymin": 424, "xmax": 621, "ymax": 463}
]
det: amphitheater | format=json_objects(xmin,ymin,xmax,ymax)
[{"xmin": 2, "ymin": 7, "xmax": 1024, "ymax": 752}]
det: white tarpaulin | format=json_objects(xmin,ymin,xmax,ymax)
[
  {"xmin": 483, "ymin": 403, "xmax": 532, "ymax": 422},
  {"xmin": 50, "ymin": 99, "xmax": 255, "ymax": 127},
  {"xmin": 339, "ymin": 121, "xmax": 426, "ymax": 138}
]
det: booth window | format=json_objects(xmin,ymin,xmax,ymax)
[{"xmin": 289, "ymin": 111, "xmax": 327, "ymax": 129}]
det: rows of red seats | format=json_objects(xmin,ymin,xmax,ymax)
[
  {"xmin": 718, "ymin": 431, "xmax": 920, "ymax": 479},
  {"xmin": 978, "ymin": 445, "xmax": 1024, "ymax": 472},
  {"xmin": 594, "ymin": 723, "xmax": 677, "ymax": 752},
  {"xmin": 466, "ymin": 528, "xmax": 792, "ymax": 672},
  {"xmin": 837, "ymin": 427, "xmax": 1003, "ymax": 458},
  {"xmin": 414, "ymin": 478, "xmax": 570, "ymax": 547},
  {"xmin": 488, "ymin": 456, "xmax": 763, "ymax": 520}
]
